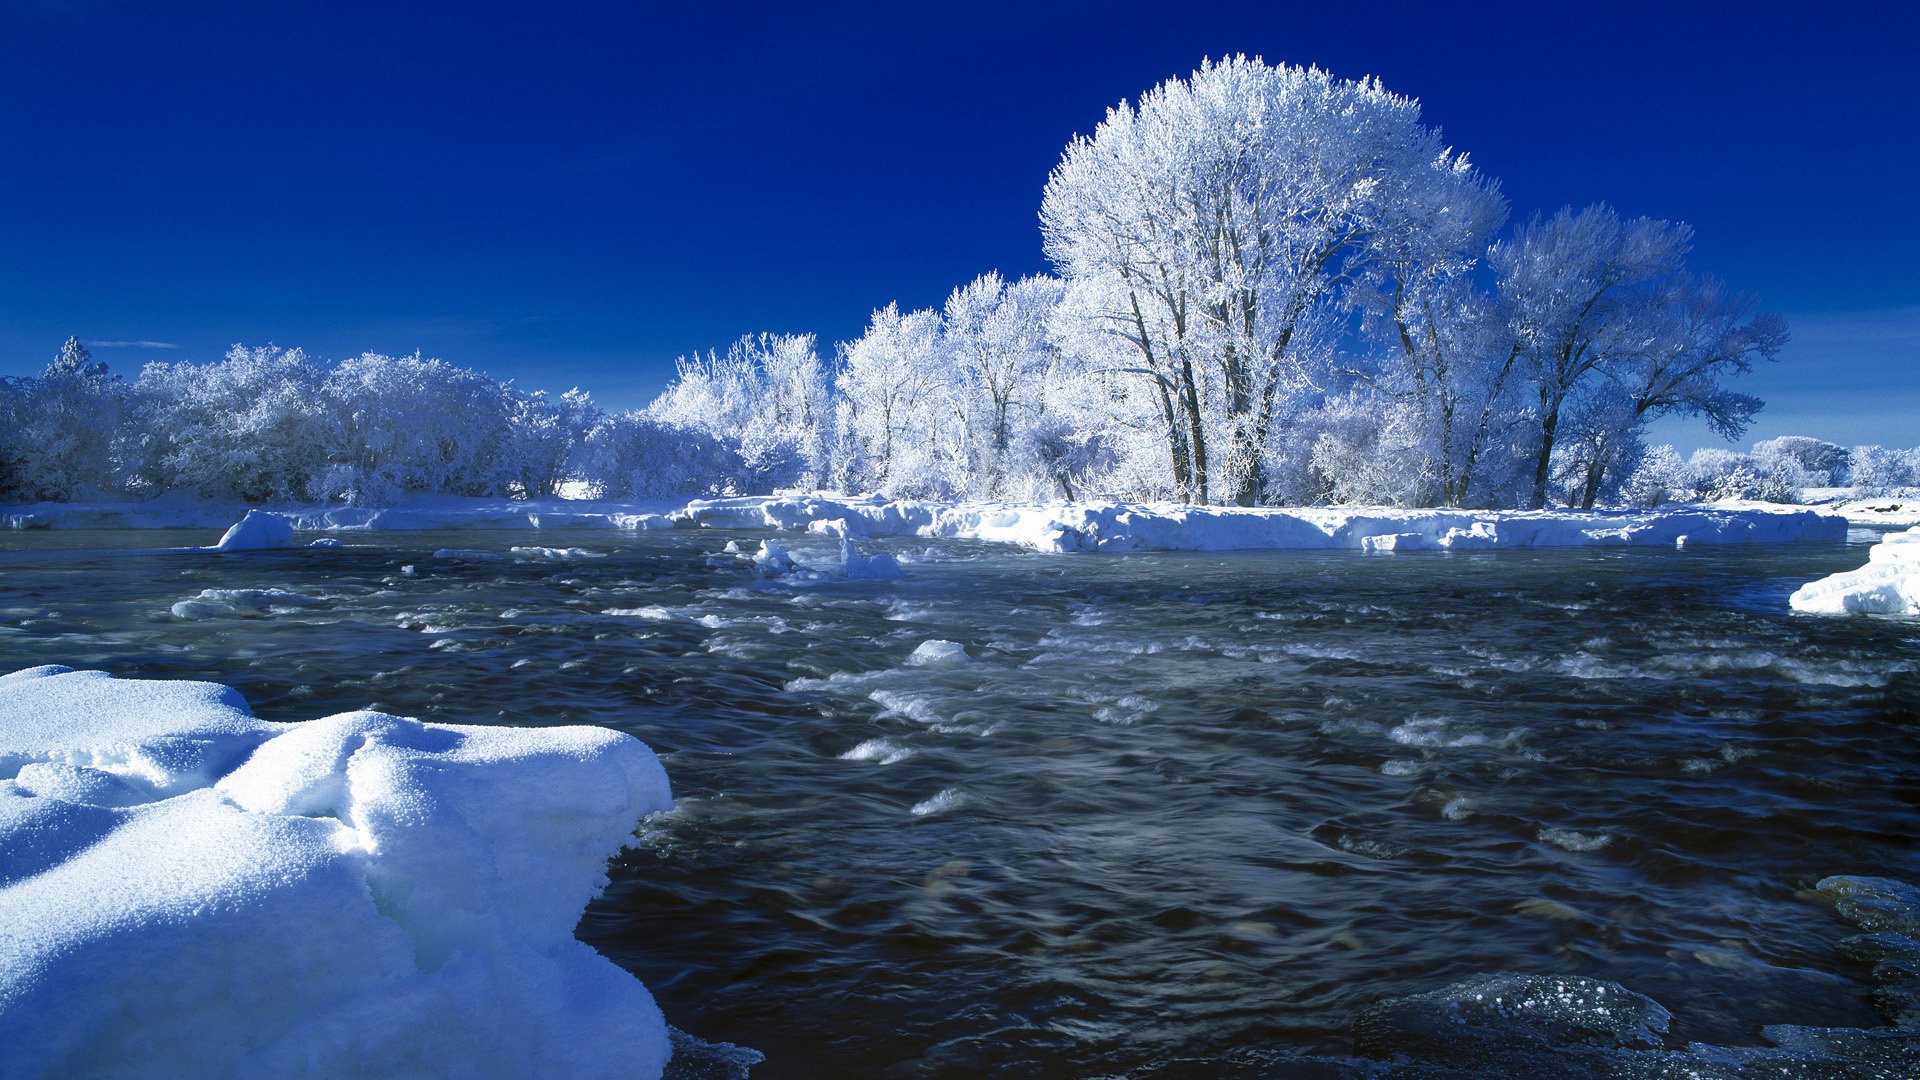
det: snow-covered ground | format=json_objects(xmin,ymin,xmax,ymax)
[
  {"xmin": 1791, "ymin": 525, "xmax": 1920, "ymax": 616},
  {"xmin": 0, "ymin": 666, "xmax": 673, "ymax": 1079},
  {"xmin": 674, "ymin": 494, "xmax": 1845, "ymax": 553},
  {"xmin": 1, "ymin": 493, "xmax": 1848, "ymax": 553}
]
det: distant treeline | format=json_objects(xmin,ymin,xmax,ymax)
[
  {"xmin": 9, "ymin": 59, "xmax": 1917, "ymax": 509},
  {"xmin": 1, "ymin": 336, "xmax": 1912, "ymax": 508}
]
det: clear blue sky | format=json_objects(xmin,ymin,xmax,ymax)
[{"xmin": 3, "ymin": 0, "xmax": 1915, "ymax": 449}]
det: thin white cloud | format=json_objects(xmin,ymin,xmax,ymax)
[{"xmin": 83, "ymin": 340, "xmax": 183, "ymax": 350}]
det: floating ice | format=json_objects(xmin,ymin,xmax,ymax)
[
  {"xmin": 510, "ymin": 545, "xmax": 607, "ymax": 560},
  {"xmin": 211, "ymin": 509, "xmax": 294, "ymax": 552},
  {"xmin": 1790, "ymin": 525, "xmax": 1920, "ymax": 615},
  {"xmin": 753, "ymin": 539, "xmax": 798, "ymax": 576},
  {"xmin": 838, "ymin": 539, "xmax": 904, "ymax": 580},
  {"xmin": 169, "ymin": 587, "xmax": 323, "ymax": 621},
  {"xmin": 905, "ymin": 640, "xmax": 968, "ymax": 667},
  {"xmin": 0, "ymin": 666, "xmax": 674, "ymax": 1079}
]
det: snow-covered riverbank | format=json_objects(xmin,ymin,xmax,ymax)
[
  {"xmin": 0, "ymin": 667, "xmax": 674, "ymax": 1079},
  {"xmin": 1, "ymin": 493, "xmax": 1849, "ymax": 553}
]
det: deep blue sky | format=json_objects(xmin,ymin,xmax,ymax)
[{"xmin": 3, "ymin": 0, "xmax": 1915, "ymax": 448}]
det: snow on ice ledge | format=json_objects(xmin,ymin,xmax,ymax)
[
  {"xmin": 0, "ymin": 666, "xmax": 673, "ymax": 1080},
  {"xmin": 673, "ymin": 495, "xmax": 1847, "ymax": 554},
  {"xmin": 1790, "ymin": 525, "xmax": 1920, "ymax": 615}
]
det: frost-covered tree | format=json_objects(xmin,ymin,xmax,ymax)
[
  {"xmin": 1492, "ymin": 206, "xmax": 1694, "ymax": 508},
  {"xmin": 1042, "ymin": 57, "xmax": 1493, "ymax": 505},
  {"xmin": 503, "ymin": 387, "xmax": 598, "ymax": 498},
  {"xmin": 573, "ymin": 413, "xmax": 744, "ymax": 498},
  {"xmin": 1753, "ymin": 436, "xmax": 1850, "ymax": 487},
  {"xmin": 832, "ymin": 304, "xmax": 948, "ymax": 495},
  {"xmin": 939, "ymin": 272, "xmax": 1069, "ymax": 497},
  {"xmin": 1847, "ymin": 445, "xmax": 1919, "ymax": 495},
  {"xmin": 134, "ymin": 346, "xmax": 330, "ymax": 502},
  {"xmin": 316, "ymin": 352, "xmax": 516, "ymax": 502},
  {"xmin": 650, "ymin": 332, "xmax": 832, "ymax": 489},
  {"xmin": 1553, "ymin": 276, "xmax": 1784, "ymax": 507},
  {"xmin": 4, "ymin": 339, "xmax": 130, "ymax": 501}
]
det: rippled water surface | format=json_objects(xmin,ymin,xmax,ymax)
[{"xmin": 3, "ymin": 525, "xmax": 1917, "ymax": 1076}]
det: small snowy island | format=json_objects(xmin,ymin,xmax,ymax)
[{"xmin": 0, "ymin": 666, "xmax": 673, "ymax": 1079}]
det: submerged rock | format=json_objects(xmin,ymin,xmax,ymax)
[{"xmin": 1355, "ymin": 973, "xmax": 1670, "ymax": 1067}]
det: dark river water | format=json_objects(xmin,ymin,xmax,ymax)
[{"xmin": 2, "ymin": 525, "xmax": 1917, "ymax": 1076}]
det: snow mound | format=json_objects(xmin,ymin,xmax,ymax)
[
  {"xmin": 753, "ymin": 539, "xmax": 798, "ymax": 576},
  {"xmin": 1790, "ymin": 526, "xmax": 1920, "ymax": 615},
  {"xmin": 676, "ymin": 495, "xmax": 1845, "ymax": 554},
  {"xmin": 838, "ymin": 539, "xmax": 904, "ymax": 579},
  {"xmin": 906, "ymin": 640, "xmax": 968, "ymax": 667},
  {"xmin": 0, "ymin": 666, "xmax": 673, "ymax": 1079},
  {"xmin": 211, "ymin": 509, "xmax": 294, "ymax": 551}
]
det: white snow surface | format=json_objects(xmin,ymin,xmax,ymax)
[
  {"xmin": 1790, "ymin": 525, "xmax": 1920, "ymax": 615},
  {"xmin": 0, "ymin": 666, "xmax": 673, "ymax": 1080},
  {"xmin": 211, "ymin": 509, "xmax": 294, "ymax": 551},
  {"xmin": 675, "ymin": 495, "xmax": 1846, "ymax": 554},
  {"xmin": 3, "ymin": 492, "xmax": 1847, "ymax": 552}
]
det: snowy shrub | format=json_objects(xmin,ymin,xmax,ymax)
[
  {"xmin": 574, "ymin": 414, "xmax": 745, "ymax": 498},
  {"xmin": 317, "ymin": 353, "xmax": 518, "ymax": 500},
  {"xmin": 134, "ymin": 346, "xmax": 331, "ymax": 502},
  {"xmin": 3, "ymin": 339, "xmax": 132, "ymax": 501},
  {"xmin": 1752, "ymin": 436, "xmax": 1850, "ymax": 487},
  {"xmin": 651, "ymin": 332, "xmax": 832, "ymax": 491},
  {"xmin": 1849, "ymin": 445, "xmax": 1920, "ymax": 496},
  {"xmin": 1619, "ymin": 444, "xmax": 1688, "ymax": 507},
  {"xmin": 1686, "ymin": 448, "xmax": 1807, "ymax": 503}
]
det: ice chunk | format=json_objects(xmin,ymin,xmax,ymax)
[
  {"xmin": 1790, "ymin": 526, "xmax": 1920, "ymax": 615},
  {"xmin": 753, "ymin": 539, "xmax": 798, "ymax": 576},
  {"xmin": 212, "ymin": 509, "xmax": 294, "ymax": 551},
  {"xmin": 905, "ymin": 639, "xmax": 968, "ymax": 667},
  {"xmin": 838, "ymin": 540, "xmax": 904, "ymax": 580},
  {"xmin": 0, "ymin": 667, "xmax": 674, "ymax": 1080}
]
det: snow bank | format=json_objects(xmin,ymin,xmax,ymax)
[
  {"xmin": 1790, "ymin": 525, "xmax": 1920, "ymax": 615},
  {"xmin": 5, "ymin": 492, "xmax": 1847, "ymax": 553},
  {"xmin": 675, "ymin": 495, "xmax": 1846, "ymax": 554},
  {"xmin": 211, "ymin": 509, "xmax": 293, "ymax": 551},
  {"xmin": 2, "ymin": 495, "xmax": 685, "ymax": 533},
  {"xmin": 0, "ymin": 666, "xmax": 673, "ymax": 1080}
]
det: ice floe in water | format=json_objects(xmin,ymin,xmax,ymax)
[
  {"xmin": 905, "ymin": 639, "xmax": 968, "ymax": 667},
  {"xmin": 1791, "ymin": 524, "xmax": 1920, "ymax": 615},
  {"xmin": 0, "ymin": 666, "xmax": 674, "ymax": 1079},
  {"xmin": 510, "ymin": 545, "xmax": 608, "ymax": 560},
  {"xmin": 169, "ymin": 587, "xmax": 323, "ymax": 620},
  {"xmin": 211, "ymin": 509, "xmax": 294, "ymax": 552}
]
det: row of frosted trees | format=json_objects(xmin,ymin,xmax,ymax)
[
  {"xmin": 0, "ymin": 339, "xmax": 743, "ymax": 504},
  {"xmin": 660, "ymin": 58, "xmax": 1799, "ymax": 509},
  {"xmin": 10, "ymin": 59, "xmax": 1903, "ymax": 509}
]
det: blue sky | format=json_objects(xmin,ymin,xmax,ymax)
[{"xmin": 2, "ymin": 0, "xmax": 1915, "ymax": 449}]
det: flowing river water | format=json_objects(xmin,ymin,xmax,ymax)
[{"xmin": 2, "ymin": 525, "xmax": 1916, "ymax": 1076}]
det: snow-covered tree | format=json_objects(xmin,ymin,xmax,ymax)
[
  {"xmin": 134, "ymin": 345, "xmax": 330, "ymax": 502},
  {"xmin": 650, "ymin": 332, "xmax": 832, "ymax": 489},
  {"xmin": 832, "ymin": 304, "xmax": 948, "ymax": 496},
  {"xmin": 1491, "ymin": 206, "xmax": 1694, "ymax": 508},
  {"xmin": 502, "ymin": 387, "xmax": 598, "ymax": 498},
  {"xmin": 1042, "ymin": 57, "xmax": 1493, "ymax": 505},
  {"xmin": 316, "ymin": 352, "xmax": 516, "ymax": 502},
  {"xmin": 1753, "ymin": 436, "xmax": 1850, "ymax": 487},
  {"xmin": 3, "ymin": 339, "xmax": 130, "ymax": 501}
]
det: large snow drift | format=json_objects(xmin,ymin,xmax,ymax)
[
  {"xmin": 0, "ymin": 666, "xmax": 673, "ymax": 1080},
  {"xmin": 673, "ymin": 495, "xmax": 1847, "ymax": 554},
  {"xmin": 1790, "ymin": 525, "xmax": 1920, "ymax": 615}
]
